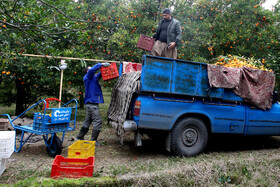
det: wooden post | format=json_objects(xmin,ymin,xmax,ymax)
[{"xmin": 58, "ymin": 69, "xmax": 64, "ymax": 108}]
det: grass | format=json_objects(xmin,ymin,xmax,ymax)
[
  {"xmin": 6, "ymin": 149, "xmax": 280, "ymax": 186},
  {"xmin": 0, "ymin": 104, "xmax": 15, "ymax": 116},
  {"xmin": 113, "ymin": 150, "xmax": 280, "ymax": 186}
]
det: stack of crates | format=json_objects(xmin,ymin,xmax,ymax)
[
  {"xmin": 0, "ymin": 131, "xmax": 15, "ymax": 175},
  {"xmin": 51, "ymin": 140, "xmax": 96, "ymax": 179},
  {"xmin": 67, "ymin": 140, "xmax": 96, "ymax": 159}
]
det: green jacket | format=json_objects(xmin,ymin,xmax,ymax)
[{"xmin": 153, "ymin": 17, "xmax": 182, "ymax": 46}]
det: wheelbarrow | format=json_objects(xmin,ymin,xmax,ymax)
[{"xmin": 0, "ymin": 98, "xmax": 78, "ymax": 157}]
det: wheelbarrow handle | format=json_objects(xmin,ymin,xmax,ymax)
[{"xmin": 44, "ymin": 98, "xmax": 61, "ymax": 109}]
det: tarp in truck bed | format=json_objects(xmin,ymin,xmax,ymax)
[
  {"xmin": 108, "ymin": 71, "xmax": 141, "ymax": 144},
  {"xmin": 208, "ymin": 64, "xmax": 275, "ymax": 110}
]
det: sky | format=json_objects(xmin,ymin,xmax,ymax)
[{"xmin": 262, "ymin": 0, "xmax": 278, "ymax": 10}]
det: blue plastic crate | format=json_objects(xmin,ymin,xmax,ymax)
[
  {"xmin": 33, "ymin": 112, "xmax": 51, "ymax": 130},
  {"xmin": 33, "ymin": 110, "xmax": 70, "ymax": 132}
]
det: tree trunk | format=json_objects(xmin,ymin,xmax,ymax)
[
  {"xmin": 79, "ymin": 94, "xmax": 84, "ymax": 109},
  {"xmin": 79, "ymin": 86, "xmax": 84, "ymax": 109},
  {"xmin": 15, "ymin": 79, "xmax": 26, "ymax": 115}
]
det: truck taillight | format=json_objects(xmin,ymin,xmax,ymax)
[{"xmin": 134, "ymin": 100, "xmax": 141, "ymax": 116}]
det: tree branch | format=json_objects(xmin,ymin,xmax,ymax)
[
  {"xmin": 39, "ymin": 0, "xmax": 87, "ymax": 22},
  {"xmin": 12, "ymin": 0, "xmax": 19, "ymax": 12}
]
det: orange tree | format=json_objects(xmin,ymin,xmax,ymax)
[
  {"xmin": 174, "ymin": 0, "xmax": 279, "ymax": 61},
  {"xmin": 62, "ymin": 0, "xmax": 173, "ymax": 106},
  {"xmin": 70, "ymin": 0, "xmax": 172, "ymax": 62},
  {"xmin": 103, "ymin": 0, "xmax": 174, "ymax": 62},
  {"xmin": 174, "ymin": 0, "xmax": 279, "ymax": 87},
  {"xmin": 0, "ymin": 0, "xmax": 88, "ymax": 114},
  {"xmin": 0, "ymin": 0, "xmax": 162, "ymax": 113},
  {"xmin": 266, "ymin": 1, "xmax": 280, "ymax": 88},
  {"xmin": 1, "ymin": 0, "xmax": 280, "ymax": 114}
]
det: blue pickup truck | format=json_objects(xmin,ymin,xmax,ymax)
[{"xmin": 108, "ymin": 55, "xmax": 280, "ymax": 157}]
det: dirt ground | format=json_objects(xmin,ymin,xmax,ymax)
[
  {"xmin": 1, "ymin": 122, "xmax": 169, "ymax": 184},
  {"xmin": 2, "ymin": 121, "xmax": 280, "ymax": 185}
]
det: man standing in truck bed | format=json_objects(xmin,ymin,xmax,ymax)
[{"xmin": 151, "ymin": 8, "xmax": 182, "ymax": 59}]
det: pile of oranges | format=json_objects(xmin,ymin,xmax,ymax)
[{"xmin": 213, "ymin": 55, "xmax": 272, "ymax": 71}]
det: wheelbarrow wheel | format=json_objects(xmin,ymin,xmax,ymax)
[{"xmin": 46, "ymin": 134, "xmax": 62, "ymax": 158}]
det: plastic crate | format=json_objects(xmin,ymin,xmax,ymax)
[
  {"xmin": 68, "ymin": 140, "xmax": 95, "ymax": 158},
  {"xmin": 0, "ymin": 131, "xmax": 15, "ymax": 158},
  {"xmin": 51, "ymin": 155, "xmax": 94, "ymax": 179},
  {"xmin": 0, "ymin": 119, "xmax": 9, "ymax": 131},
  {"xmin": 137, "ymin": 35, "xmax": 155, "ymax": 51},
  {"xmin": 33, "ymin": 112, "xmax": 51, "ymax": 128},
  {"xmin": 100, "ymin": 62, "xmax": 119, "ymax": 81},
  {"xmin": 33, "ymin": 112, "xmax": 69, "ymax": 132},
  {"xmin": 0, "ymin": 158, "xmax": 7, "ymax": 176}
]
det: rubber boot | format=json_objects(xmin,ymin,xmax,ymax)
[
  {"xmin": 91, "ymin": 130, "xmax": 101, "ymax": 146},
  {"xmin": 77, "ymin": 127, "xmax": 89, "ymax": 140},
  {"xmin": 91, "ymin": 130, "xmax": 100, "ymax": 141}
]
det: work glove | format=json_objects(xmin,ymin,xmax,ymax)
[{"xmin": 101, "ymin": 62, "xmax": 110, "ymax": 67}]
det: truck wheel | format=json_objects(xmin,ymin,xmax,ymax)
[
  {"xmin": 171, "ymin": 117, "xmax": 208, "ymax": 157},
  {"xmin": 46, "ymin": 134, "xmax": 62, "ymax": 158}
]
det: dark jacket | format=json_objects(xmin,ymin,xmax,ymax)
[
  {"xmin": 83, "ymin": 63, "xmax": 104, "ymax": 104},
  {"xmin": 153, "ymin": 17, "xmax": 182, "ymax": 46}
]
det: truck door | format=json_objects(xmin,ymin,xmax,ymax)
[
  {"xmin": 246, "ymin": 102, "xmax": 280, "ymax": 135},
  {"xmin": 203, "ymin": 100, "xmax": 246, "ymax": 134}
]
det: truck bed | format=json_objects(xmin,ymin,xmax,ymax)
[{"xmin": 141, "ymin": 55, "xmax": 243, "ymax": 102}]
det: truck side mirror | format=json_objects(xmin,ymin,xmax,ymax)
[{"xmin": 273, "ymin": 91, "xmax": 279, "ymax": 103}]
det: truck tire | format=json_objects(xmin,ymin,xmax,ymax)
[
  {"xmin": 171, "ymin": 117, "xmax": 208, "ymax": 157},
  {"xmin": 46, "ymin": 134, "xmax": 62, "ymax": 158}
]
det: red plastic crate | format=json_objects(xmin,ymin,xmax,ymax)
[
  {"xmin": 100, "ymin": 62, "xmax": 119, "ymax": 81},
  {"xmin": 137, "ymin": 35, "xmax": 155, "ymax": 51},
  {"xmin": 51, "ymin": 155, "xmax": 94, "ymax": 179}
]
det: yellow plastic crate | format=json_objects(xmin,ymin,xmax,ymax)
[{"xmin": 68, "ymin": 140, "xmax": 95, "ymax": 158}]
